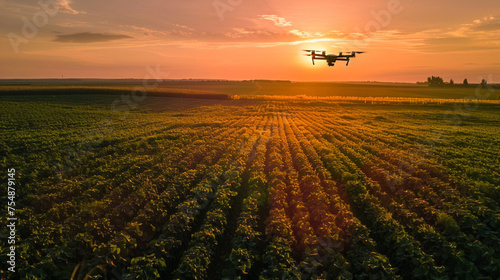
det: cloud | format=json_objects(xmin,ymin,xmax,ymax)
[
  {"xmin": 174, "ymin": 38, "xmax": 348, "ymax": 49},
  {"xmin": 451, "ymin": 16, "xmax": 500, "ymax": 34},
  {"xmin": 260, "ymin": 15, "xmax": 292, "ymax": 27},
  {"xmin": 383, "ymin": 16, "xmax": 500, "ymax": 53},
  {"xmin": 418, "ymin": 36, "xmax": 500, "ymax": 52},
  {"xmin": 54, "ymin": 32, "xmax": 133, "ymax": 43},
  {"xmin": 289, "ymin": 29, "xmax": 312, "ymax": 39},
  {"xmin": 173, "ymin": 24, "xmax": 195, "ymax": 31},
  {"xmin": 55, "ymin": 20, "xmax": 94, "ymax": 28},
  {"xmin": 58, "ymin": 0, "xmax": 86, "ymax": 14},
  {"xmin": 126, "ymin": 25, "xmax": 169, "ymax": 36},
  {"xmin": 472, "ymin": 17, "xmax": 500, "ymax": 31},
  {"xmin": 224, "ymin": 28, "xmax": 276, "ymax": 39},
  {"xmin": 288, "ymin": 29, "xmax": 350, "ymax": 40},
  {"xmin": 123, "ymin": 25, "xmax": 195, "ymax": 38}
]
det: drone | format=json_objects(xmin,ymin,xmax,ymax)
[{"xmin": 303, "ymin": 50, "xmax": 365, "ymax": 66}]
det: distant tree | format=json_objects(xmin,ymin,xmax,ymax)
[
  {"xmin": 450, "ymin": 79, "xmax": 454, "ymax": 85},
  {"xmin": 427, "ymin": 76, "xmax": 444, "ymax": 86},
  {"xmin": 481, "ymin": 79, "xmax": 487, "ymax": 87},
  {"xmin": 463, "ymin": 79, "xmax": 468, "ymax": 86}
]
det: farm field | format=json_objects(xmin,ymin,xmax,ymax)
[
  {"xmin": 0, "ymin": 89, "xmax": 499, "ymax": 279},
  {"xmin": 2, "ymin": 79, "xmax": 500, "ymax": 100}
]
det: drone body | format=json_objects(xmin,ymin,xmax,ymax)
[{"xmin": 303, "ymin": 50, "xmax": 365, "ymax": 66}]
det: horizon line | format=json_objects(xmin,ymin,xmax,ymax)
[{"xmin": 0, "ymin": 78, "xmax": 477, "ymax": 84}]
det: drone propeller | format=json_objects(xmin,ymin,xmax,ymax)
[
  {"xmin": 345, "ymin": 51, "xmax": 365, "ymax": 58},
  {"xmin": 302, "ymin": 50, "xmax": 332, "ymax": 65},
  {"xmin": 303, "ymin": 50, "xmax": 315, "ymax": 56},
  {"xmin": 302, "ymin": 50, "xmax": 320, "ymax": 65},
  {"xmin": 346, "ymin": 51, "xmax": 366, "ymax": 56},
  {"xmin": 302, "ymin": 50, "xmax": 326, "ymax": 55}
]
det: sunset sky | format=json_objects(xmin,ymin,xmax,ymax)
[{"xmin": 1, "ymin": 0, "xmax": 500, "ymax": 82}]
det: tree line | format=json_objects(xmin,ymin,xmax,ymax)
[{"xmin": 426, "ymin": 76, "xmax": 489, "ymax": 87}]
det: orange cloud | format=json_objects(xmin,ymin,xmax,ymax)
[
  {"xmin": 260, "ymin": 15, "xmax": 292, "ymax": 27},
  {"xmin": 54, "ymin": 32, "xmax": 132, "ymax": 43},
  {"xmin": 58, "ymin": 0, "xmax": 86, "ymax": 14}
]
